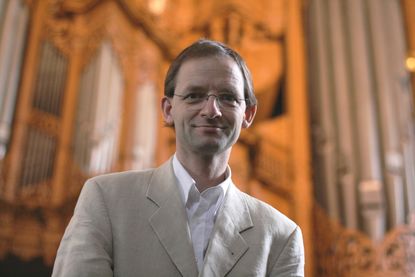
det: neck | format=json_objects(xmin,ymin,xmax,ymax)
[{"xmin": 176, "ymin": 150, "xmax": 230, "ymax": 192}]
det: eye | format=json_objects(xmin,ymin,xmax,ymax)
[
  {"xmin": 220, "ymin": 94, "xmax": 237, "ymax": 101},
  {"xmin": 183, "ymin": 92, "xmax": 205, "ymax": 101},
  {"xmin": 219, "ymin": 93, "xmax": 238, "ymax": 104}
]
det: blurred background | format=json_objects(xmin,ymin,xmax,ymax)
[{"xmin": 0, "ymin": 0, "xmax": 414, "ymax": 276}]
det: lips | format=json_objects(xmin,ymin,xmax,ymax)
[{"xmin": 192, "ymin": 124, "xmax": 225, "ymax": 129}]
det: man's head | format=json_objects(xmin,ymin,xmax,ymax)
[
  {"xmin": 164, "ymin": 39, "xmax": 257, "ymax": 108},
  {"xmin": 162, "ymin": 39, "xmax": 257, "ymax": 157}
]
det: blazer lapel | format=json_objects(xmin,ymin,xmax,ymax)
[
  {"xmin": 200, "ymin": 183, "xmax": 253, "ymax": 277},
  {"xmin": 146, "ymin": 159, "xmax": 198, "ymax": 277}
]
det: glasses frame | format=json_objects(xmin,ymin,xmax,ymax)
[{"xmin": 173, "ymin": 93, "xmax": 246, "ymax": 110}]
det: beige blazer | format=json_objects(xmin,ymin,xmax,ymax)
[{"xmin": 52, "ymin": 158, "xmax": 304, "ymax": 277}]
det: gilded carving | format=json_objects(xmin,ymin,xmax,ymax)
[
  {"xmin": 28, "ymin": 110, "xmax": 60, "ymax": 138},
  {"xmin": 314, "ymin": 205, "xmax": 415, "ymax": 276},
  {"xmin": 58, "ymin": 0, "xmax": 100, "ymax": 13},
  {"xmin": 19, "ymin": 180, "xmax": 52, "ymax": 207},
  {"xmin": 106, "ymin": 4, "xmax": 161, "ymax": 87},
  {"xmin": 43, "ymin": 0, "xmax": 108, "ymax": 61}
]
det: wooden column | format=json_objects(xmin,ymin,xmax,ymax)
[
  {"xmin": 50, "ymin": 17, "xmax": 83, "ymax": 207},
  {"xmin": 286, "ymin": 0, "xmax": 314, "ymax": 276},
  {"xmin": 4, "ymin": 0, "xmax": 44, "ymax": 201}
]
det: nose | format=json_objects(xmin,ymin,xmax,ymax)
[{"xmin": 200, "ymin": 95, "xmax": 222, "ymax": 118}]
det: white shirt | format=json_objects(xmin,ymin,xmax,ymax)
[{"xmin": 172, "ymin": 155, "xmax": 230, "ymax": 271}]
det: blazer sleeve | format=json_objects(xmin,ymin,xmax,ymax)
[
  {"xmin": 269, "ymin": 226, "xmax": 305, "ymax": 277},
  {"xmin": 52, "ymin": 179, "xmax": 113, "ymax": 277}
]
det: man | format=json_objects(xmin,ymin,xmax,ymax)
[{"xmin": 52, "ymin": 39, "xmax": 304, "ymax": 276}]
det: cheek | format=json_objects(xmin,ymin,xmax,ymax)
[{"xmin": 234, "ymin": 113, "xmax": 245, "ymax": 127}]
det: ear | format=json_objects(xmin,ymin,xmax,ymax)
[
  {"xmin": 242, "ymin": 105, "xmax": 257, "ymax": 128},
  {"xmin": 161, "ymin": 97, "xmax": 174, "ymax": 126}
]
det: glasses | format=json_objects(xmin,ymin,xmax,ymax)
[{"xmin": 174, "ymin": 92, "xmax": 245, "ymax": 109}]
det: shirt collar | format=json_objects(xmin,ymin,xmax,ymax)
[{"xmin": 172, "ymin": 154, "xmax": 231, "ymax": 205}]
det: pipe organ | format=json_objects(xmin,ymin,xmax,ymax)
[
  {"xmin": 307, "ymin": 0, "xmax": 415, "ymax": 275},
  {"xmin": 73, "ymin": 41, "xmax": 123, "ymax": 175},
  {"xmin": 0, "ymin": 0, "xmax": 29, "ymax": 159},
  {"xmin": 0, "ymin": 1, "xmax": 314, "ymax": 275},
  {"xmin": 0, "ymin": 0, "xmax": 413, "ymax": 276}
]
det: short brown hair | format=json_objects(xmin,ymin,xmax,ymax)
[{"xmin": 164, "ymin": 39, "xmax": 257, "ymax": 107}]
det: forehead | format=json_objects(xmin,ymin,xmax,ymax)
[{"xmin": 175, "ymin": 55, "xmax": 244, "ymax": 93}]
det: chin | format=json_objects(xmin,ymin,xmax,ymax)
[{"xmin": 194, "ymin": 142, "xmax": 231, "ymax": 155}]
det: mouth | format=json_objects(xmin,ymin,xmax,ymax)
[
  {"xmin": 192, "ymin": 124, "xmax": 225, "ymax": 129},
  {"xmin": 191, "ymin": 124, "xmax": 227, "ymax": 135}
]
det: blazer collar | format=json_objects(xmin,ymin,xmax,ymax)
[
  {"xmin": 146, "ymin": 158, "xmax": 198, "ymax": 277},
  {"xmin": 200, "ymin": 183, "xmax": 254, "ymax": 277}
]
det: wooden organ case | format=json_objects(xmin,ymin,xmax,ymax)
[{"xmin": 0, "ymin": 0, "xmax": 313, "ymax": 276}]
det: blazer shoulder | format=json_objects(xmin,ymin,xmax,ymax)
[
  {"xmin": 82, "ymin": 168, "xmax": 156, "ymax": 198},
  {"xmin": 87, "ymin": 158, "xmax": 173, "ymax": 190},
  {"xmin": 238, "ymin": 190, "xmax": 298, "ymax": 233},
  {"xmin": 89, "ymin": 168, "xmax": 155, "ymax": 186}
]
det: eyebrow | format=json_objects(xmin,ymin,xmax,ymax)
[
  {"xmin": 184, "ymin": 86, "xmax": 206, "ymax": 92},
  {"xmin": 183, "ymin": 85, "xmax": 238, "ymax": 94}
]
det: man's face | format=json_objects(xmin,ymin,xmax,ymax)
[{"xmin": 162, "ymin": 55, "xmax": 256, "ymax": 157}]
